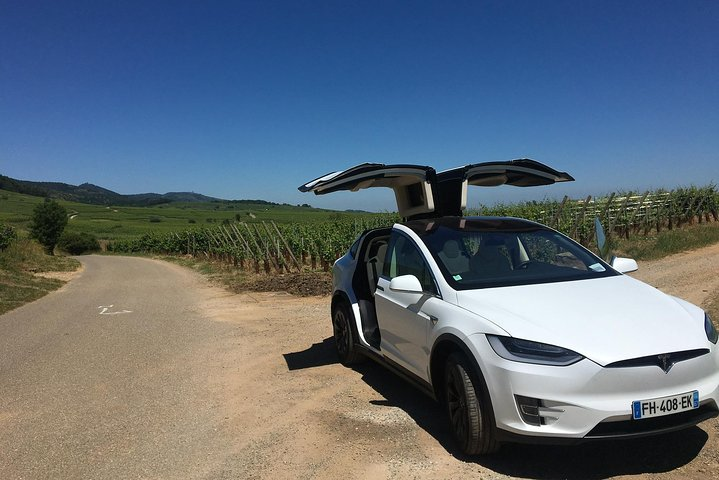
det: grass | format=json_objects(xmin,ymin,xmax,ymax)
[
  {"xmin": 161, "ymin": 255, "xmax": 256, "ymax": 293},
  {"xmin": 0, "ymin": 188, "xmax": 375, "ymax": 242},
  {"xmin": 615, "ymin": 221, "xmax": 719, "ymax": 261},
  {"xmin": 0, "ymin": 238, "xmax": 80, "ymax": 315},
  {"xmin": 163, "ymin": 254, "xmax": 245, "ymax": 283},
  {"xmin": 159, "ymin": 254, "xmax": 332, "ymax": 296}
]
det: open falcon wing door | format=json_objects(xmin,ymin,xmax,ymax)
[
  {"xmin": 463, "ymin": 159, "xmax": 574, "ymax": 187},
  {"xmin": 299, "ymin": 163, "xmax": 437, "ymax": 219},
  {"xmin": 431, "ymin": 159, "xmax": 575, "ymax": 218},
  {"xmin": 299, "ymin": 159, "xmax": 573, "ymax": 220}
]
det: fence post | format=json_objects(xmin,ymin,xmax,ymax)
[
  {"xmin": 243, "ymin": 222, "xmax": 264, "ymax": 272},
  {"xmin": 607, "ymin": 195, "xmax": 628, "ymax": 236},
  {"xmin": 694, "ymin": 194, "xmax": 707, "ymax": 224},
  {"xmin": 654, "ymin": 198, "xmax": 663, "ymax": 233},
  {"xmin": 625, "ymin": 192, "xmax": 649, "ymax": 239},
  {"xmin": 261, "ymin": 222, "xmax": 284, "ymax": 273},
  {"xmin": 551, "ymin": 196, "xmax": 569, "ymax": 230},
  {"xmin": 577, "ymin": 195, "xmax": 592, "ymax": 245},
  {"xmin": 599, "ymin": 192, "xmax": 615, "ymax": 226},
  {"xmin": 271, "ymin": 221, "xmax": 302, "ymax": 272},
  {"xmin": 253, "ymin": 223, "xmax": 281, "ymax": 273},
  {"xmin": 230, "ymin": 223, "xmax": 252, "ymax": 259}
]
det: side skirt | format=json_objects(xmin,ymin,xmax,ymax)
[{"xmin": 356, "ymin": 344, "xmax": 438, "ymax": 401}]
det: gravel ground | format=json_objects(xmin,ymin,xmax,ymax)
[{"xmin": 187, "ymin": 242, "xmax": 719, "ymax": 479}]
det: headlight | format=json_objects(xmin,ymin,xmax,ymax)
[
  {"xmin": 487, "ymin": 335, "xmax": 584, "ymax": 366},
  {"xmin": 706, "ymin": 313, "xmax": 718, "ymax": 344}
]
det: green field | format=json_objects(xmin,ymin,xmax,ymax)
[
  {"xmin": 2, "ymin": 185, "xmax": 719, "ymax": 316},
  {"xmin": 0, "ymin": 189, "xmax": 374, "ymax": 241},
  {"xmin": 0, "ymin": 237, "xmax": 80, "ymax": 315},
  {"xmin": 3, "ymin": 184, "xmax": 718, "ymax": 264}
]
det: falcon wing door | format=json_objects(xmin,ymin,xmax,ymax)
[
  {"xmin": 432, "ymin": 159, "xmax": 575, "ymax": 217},
  {"xmin": 462, "ymin": 159, "xmax": 574, "ymax": 187},
  {"xmin": 299, "ymin": 159, "xmax": 573, "ymax": 220},
  {"xmin": 299, "ymin": 163, "xmax": 437, "ymax": 219}
]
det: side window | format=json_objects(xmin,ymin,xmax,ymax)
[{"xmin": 382, "ymin": 233, "xmax": 438, "ymax": 294}]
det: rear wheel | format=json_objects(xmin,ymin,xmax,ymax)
[
  {"xmin": 444, "ymin": 353, "xmax": 499, "ymax": 455},
  {"xmin": 332, "ymin": 302, "xmax": 363, "ymax": 365}
]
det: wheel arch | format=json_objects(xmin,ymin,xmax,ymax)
[
  {"xmin": 431, "ymin": 333, "xmax": 500, "ymax": 454},
  {"xmin": 331, "ymin": 291, "xmax": 360, "ymax": 340},
  {"xmin": 430, "ymin": 334, "xmax": 492, "ymax": 405},
  {"xmin": 331, "ymin": 290, "xmax": 351, "ymax": 312}
]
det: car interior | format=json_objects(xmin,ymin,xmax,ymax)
[{"xmin": 351, "ymin": 229, "xmax": 391, "ymax": 349}]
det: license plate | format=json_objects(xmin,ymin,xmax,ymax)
[{"xmin": 632, "ymin": 391, "xmax": 699, "ymax": 420}]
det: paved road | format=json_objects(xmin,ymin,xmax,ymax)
[{"xmin": 0, "ymin": 256, "xmax": 237, "ymax": 479}]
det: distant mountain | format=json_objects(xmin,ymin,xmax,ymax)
[{"xmin": 0, "ymin": 174, "xmax": 222, "ymax": 206}]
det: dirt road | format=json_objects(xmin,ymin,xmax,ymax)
[
  {"xmin": 2, "ymin": 247, "xmax": 718, "ymax": 479},
  {"xmin": 194, "ymin": 244, "xmax": 719, "ymax": 480},
  {"xmin": 629, "ymin": 243, "xmax": 719, "ymax": 312}
]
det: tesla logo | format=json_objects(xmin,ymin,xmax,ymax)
[{"xmin": 657, "ymin": 354, "xmax": 674, "ymax": 374}]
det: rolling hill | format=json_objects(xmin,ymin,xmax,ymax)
[{"xmin": 0, "ymin": 174, "xmax": 223, "ymax": 207}]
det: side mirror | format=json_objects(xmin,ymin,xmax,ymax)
[
  {"xmin": 611, "ymin": 257, "xmax": 638, "ymax": 274},
  {"xmin": 389, "ymin": 274, "xmax": 424, "ymax": 294}
]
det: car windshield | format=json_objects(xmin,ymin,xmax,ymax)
[{"xmin": 410, "ymin": 218, "xmax": 618, "ymax": 289}]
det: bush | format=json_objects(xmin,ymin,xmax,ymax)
[
  {"xmin": 0, "ymin": 223, "xmax": 17, "ymax": 251},
  {"xmin": 58, "ymin": 231, "xmax": 101, "ymax": 255},
  {"xmin": 149, "ymin": 216, "xmax": 162, "ymax": 223},
  {"xmin": 30, "ymin": 198, "xmax": 68, "ymax": 255}
]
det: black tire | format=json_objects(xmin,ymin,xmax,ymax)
[
  {"xmin": 444, "ymin": 352, "xmax": 499, "ymax": 455},
  {"xmin": 332, "ymin": 302, "xmax": 363, "ymax": 366}
]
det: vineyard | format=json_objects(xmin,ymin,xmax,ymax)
[{"xmin": 108, "ymin": 185, "xmax": 719, "ymax": 273}]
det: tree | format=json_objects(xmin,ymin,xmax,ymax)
[
  {"xmin": 30, "ymin": 199, "xmax": 68, "ymax": 255},
  {"xmin": 57, "ymin": 231, "xmax": 100, "ymax": 255},
  {"xmin": 0, "ymin": 223, "xmax": 17, "ymax": 251}
]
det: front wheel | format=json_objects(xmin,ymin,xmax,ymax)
[
  {"xmin": 444, "ymin": 353, "xmax": 499, "ymax": 455},
  {"xmin": 332, "ymin": 302, "xmax": 363, "ymax": 366}
]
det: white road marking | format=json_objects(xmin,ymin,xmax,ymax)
[{"xmin": 98, "ymin": 305, "xmax": 133, "ymax": 315}]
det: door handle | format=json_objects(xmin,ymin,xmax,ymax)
[{"xmin": 376, "ymin": 285, "xmax": 384, "ymax": 292}]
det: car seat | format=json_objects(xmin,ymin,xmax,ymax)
[
  {"xmin": 471, "ymin": 237, "xmax": 512, "ymax": 277},
  {"xmin": 438, "ymin": 239, "xmax": 470, "ymax": 274}
]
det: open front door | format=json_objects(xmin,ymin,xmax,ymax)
[{"xmin": 298, "ymin": 163, "xmax": 437, "ymax": 219}]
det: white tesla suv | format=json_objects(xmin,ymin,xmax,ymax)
[{"xmin": 300, "ymin": 160, "xmax": 719, "ymax": 455}]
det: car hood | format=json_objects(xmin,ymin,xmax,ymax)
[{"xmin": 455, "ymin": 275, "xmax": 707, "ymax": 366}]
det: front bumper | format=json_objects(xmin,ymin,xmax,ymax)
[{"xmin": 467, "ymin": 334, "xmax": 719, "ymax": 442}]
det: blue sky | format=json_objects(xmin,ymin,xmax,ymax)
[{"xmin": 1, "ymin": 0, "xmax": 717, "ymax": 211}]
